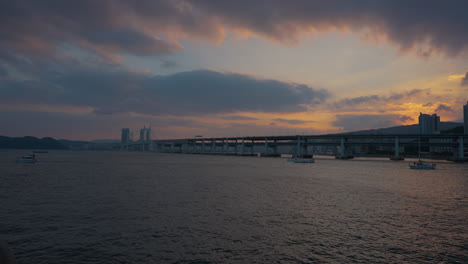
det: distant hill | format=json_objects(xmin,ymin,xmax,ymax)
[
  {"xmin": 91, "ymin": 139, "xmax": 120, "ymax": 144},
  {"xmin": 440, "ymin": 126, "xmax": 464, "ymax": 134},
  {"xmin": 58, "ymin": 139, "xmax": 92, "ymax": 149},
  {"xmin": 337, "ymin": 122, "xmax": 463, "ymax": 135},
  {"xmin": 59, "ymin": 139, "xmax": 120, "ymax": 150},
  {"xmin": 0, "ymin": 136, "xmax": 68, "ymax": 149}
]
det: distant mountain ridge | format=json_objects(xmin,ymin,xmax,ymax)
[
  {"xmin": 0, "ymin": 136, "xmax": 120, "ymax": 150},
  {"xmin": 58, "ymin": 139, "xmax": 91, "ymax": 149},
  {"xmin": 0, "ymin": 136, "xmax": 68, "ymax": 149},
  {"xmin": 338, "ymin": 122, "xmax": 463, "ymax": 135},
  {"xmin": 90, "ymin": 139, "xmax": 120, "ymax": 143},
  {"xmin": 58, "ymin": 139, "xmax": 120, "ymax": 150}
]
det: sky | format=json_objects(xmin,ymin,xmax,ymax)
[{"xmin": 0, "ymin": 0, "xmax": 467, "ymax": 140}]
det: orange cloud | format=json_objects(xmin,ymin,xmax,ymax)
[{"xmin": 448, "ymin": 74, "xmax": 465, "ymax": 81}]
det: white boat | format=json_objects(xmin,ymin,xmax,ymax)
[
  {"xmin": 16, "ymin": 154, "xmax": 37, "ymax": 163},
  {"xmin": 410, "ymin": 133, "xmax": 436, "ymax": 170},
  {"xmin": 409, "ymin": 159, "xmax": 436, "ymax": 170},
  {"xmin": 288, "ymin": 158, "xmax": 315, "ymax": 163}
]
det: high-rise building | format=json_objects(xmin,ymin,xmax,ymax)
[
  {"xmin": 418, "ymin": 113, "xmax": 440, "ymax": 134},
  {"xmin": 121, "ymin": 128, "xmax": 131, "ymax": 145},
  {"xmin": 464, "ymin": 101, "xmax": 468, "ymax": 134},
  {"xmin": 146, "ymin": 126, "xmax": 151, "ymax": 142},
  {"xmin": 139, "ymin": 126, "xmax": 147, "ymax": 142}
]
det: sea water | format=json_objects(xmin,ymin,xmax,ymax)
[{"xmin": 1, "ymin": 150, "xmax": 467, "ymax": 263}]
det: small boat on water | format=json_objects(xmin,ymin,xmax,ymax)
[
  {"xmin": 288, "ymin": 158, "xmax": 315, "ymax": 163},
  {"xmin": 409, "ymin": 159, "xmax": 436, "ymax": 170},
  {"xmin": 410, "ymin": 131, "xmax": 436, "ymax": 170},
  {"xmin": 16, "ymin": 154, "xmax": 37, "ymax": 163},
  {"xmin": 287, "ymin": 136, "xmax": 315, "ymax": 163}
]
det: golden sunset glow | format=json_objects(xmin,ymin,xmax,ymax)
[{"xmin": 448, "ymin": 74, "xmax": 465, "ymax": 81}]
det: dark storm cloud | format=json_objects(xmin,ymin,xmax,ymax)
[
  {"xmin": 1, "ymin": 0, "xmax": 467, "ymax": 60},
  {"xmin": 221, "ymin": 115, "xmax": 259, "ymax": 121},
  {"xmin": 273, "ymin": 118, "xmax": 312, "ymax": 125},
  {"xmin": 0, "ymin": 0, "xmax": 188, "ymax": 58},
  {"xmin": 81, "ymin": 30, "xmax": 182, "ymax": 56},
  {"xmin": 333, "ymin": 114, "xmax": 413, "ymax": 131},
  {"xmin": 387, "ymin": 89, "xmax": 430, "ymax": 100},
  {"xmin": 0, "ymin": 64, "xmax": 6, "ymax": 77},
  {"xmin": 160, "ymin": 60, "xmax": 179, "ymax": 69},
  {"xmin": 434, "ymin": 103, "xmax": 455, "ymax": 113},
  {"xmin": 194, "ymin": 0, "xmax": 468, "ymax": 56},
  {"xmin": 462, "ymin": 72, "xmax": 468, "ymax": 86},
  {"xmin": 337, "ymin": 95, "xmax": 380, "ymax": 107},
  {"xmin": 138, "ymin": 70, "xmax": 329, "ymax": 115},
  {"xmin": 332, "ymin": 89, "xmax": 429, "ymax": 109},
  {"xmin": 0, "ymin": 66, "xmax": 328, "ymax": 115}
]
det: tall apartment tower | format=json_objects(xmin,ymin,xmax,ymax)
[
  {"xmin": 139, "ymin": 126, "xmax": 147, "ymax": 142},
  {"xmin": 418, "ymin": 113, "xmax": 440, "ymax": 134},
  {"xmin": 121, "ymin": 128, "xmax": 131, "ymax": 149},
  {"xmin": 146, "ymin": 126, "xmax": 151, "ymax": 142},
  {"xmin": 464, "ymin": 101, "xmax": 468, "ymax": 134}
]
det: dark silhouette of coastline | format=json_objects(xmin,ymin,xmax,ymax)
[{"xmin": 0, "ymin": 136, "xmax": 67, "ymax": 150}]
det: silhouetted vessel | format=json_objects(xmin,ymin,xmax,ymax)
[
  {"xmin": 16, "ymin": 154, "xmax": 36, "ymax": 163},
  {"xmin": 410, "ymin": 132, "xmax": 436, "ymax": 169},
  {"xmin": 287, "ymin": 158, "xmax": 315, "ymax": 163},
  {"xmin": 409, "ymin": 159, "xmax": 436, "ymax": 170}
]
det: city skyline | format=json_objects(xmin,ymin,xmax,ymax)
[{"xmin": 0, "ymin": 1, "xmax": 467, "ymax": 140}]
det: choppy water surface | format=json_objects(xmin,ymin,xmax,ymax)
[{"xmin": 1, "ymin": 150, "xmax": 467, "ymax": 263}]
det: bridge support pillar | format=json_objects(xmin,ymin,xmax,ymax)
[
  {"xmin": 260, "ymin": 138, "xmax": 281, "ymax": 157},
  {"xmin": 390, "ymin": 136, "xmax": 404, "ymax": 160},
  {"xmin": 292, "ymin": 136, "xmax": 301, "ymax": 157},
  {"xmin": 251, "ymin": 140, "xmax": 255, "ymax": 155},
  {"xmin": 211, "ymin": 139, "xmax": 216, "ymax": 153},
  {"xmin": 148, "ymin": 141, "xmax": 153, "ymax": 152},
  {"xmin": 302, "ymin": 138, "xmax": 313, "ymax": 158},
  {"xmin": 447, "ymin": 136, "xmax": 467, "ymax": 162},
  {"xmin": 241, "ymin": 138, "xmax": 245, "ymax": 154},
  {"xmin": 336, "ymin": 137, "xmax": 353, "ymax": 159},
  {"xmin": 274, "ymin": 140, "xmax": 278, "ymax": 155},
  {"xmin": 459, "ymin": 136, "xmax": 464, "ymax": 159}
]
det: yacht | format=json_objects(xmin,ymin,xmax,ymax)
[
  {"xmin": 409, "ymin": 134, "xmax": 436, "ymax": 169},
  {"xmin": 409, "ymin": 159, "xmax": 436, "ymax": 170},
  {"xmin": 16, "ymin": 154, "xmax": 37, "ymax": 163}
]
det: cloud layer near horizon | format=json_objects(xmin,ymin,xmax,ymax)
[
  {"xmin": 331, "ymin": 89, "xmax": 431, "ymax": 111},
  {"xmin": 1, "ymin": 0, "xmax": 467, "ymax": 61},
  {"xmin": 333, "ymin": 114, "xmax": 414, "ymax": 131},
  {"xmin": 0, "ymin": 63, "xmax": 328, "ymax": 115}
]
